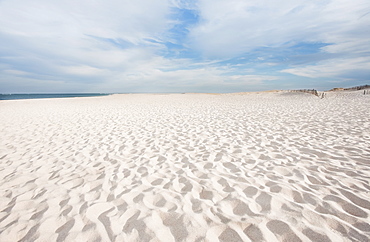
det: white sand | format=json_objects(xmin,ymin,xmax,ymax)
[{"xmin": 0, "ymin": 91, "xmax": 369, "ymax": 241}]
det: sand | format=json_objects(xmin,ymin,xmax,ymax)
[{"xmin": 0, "ymin": 91, "xmax": 369, "ymax": 241}]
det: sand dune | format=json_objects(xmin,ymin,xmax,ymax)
[{"xmin": 0, "ymin": 91, "xmax": 369, "ymax": 241}]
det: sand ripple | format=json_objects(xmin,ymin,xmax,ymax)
[{"xmin": 0, "ymin": 91, "xmax": 369, "ymax": 241}]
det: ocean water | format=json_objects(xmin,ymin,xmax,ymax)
[{"xmin": 0, "ymin": 93, "xmax": 110, "ymax": 100}]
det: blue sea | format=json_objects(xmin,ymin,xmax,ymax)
[{"xmin": 0, "ymin": 93, "xmax": 110, "ymax": 100}]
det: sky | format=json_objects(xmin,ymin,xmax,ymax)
[{"xmin": 0, "ymin": 0, "xmax": 369, "ymax": 93}]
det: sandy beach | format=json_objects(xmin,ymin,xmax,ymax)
[{"xmin": 0, "ymin": 91, "xmax": 369, "ymax": 241}]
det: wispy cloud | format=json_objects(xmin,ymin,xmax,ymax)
[
  {"xmin": 0, "ymin": 0, "xmax": 369, "ymax": 93},
  {"xmin": 281, "ymin": 57, "xmax": 370, "ymax": 78}
]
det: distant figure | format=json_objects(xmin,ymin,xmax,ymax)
[{"xmin": 364, "ymin": 90, "xmax": 366, "ymax": 95}]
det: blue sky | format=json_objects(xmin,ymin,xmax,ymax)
[{"xmin": 0, "ymin": 0, "xmax": 369, "ymax": 93}]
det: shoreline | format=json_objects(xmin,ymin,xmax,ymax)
[
  {"xmin": 1, "ymin": 86, "xmax": 370, "ymax": 101},
  {"xmin": 0, "ymin": 93, "xmax": 111, "ymax": 101},
  {"xmin": 1, "ymin": 88, "xmax": 369, "ymax": 101}
]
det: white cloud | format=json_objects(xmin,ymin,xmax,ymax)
[
  {"xmin": 0, "ymin": 0, "xmax": 170, "ymax": 41},
  {"xmin": 0, "ymin": 0, "xmax": 369, "ymax": 93},
  {"xmin": 3, "ymin": 69, "xmax": 31, "ymax": 76},
  {"xmin": 186, "ymin": 0, "xmax": 370, "ymax": 82},
  {"xmin": 93, "ymin": 66, "xmax": 278, "ymax": 93},
  {"xmin": 0, "ymin": 0, "xmax": 172, "ymax": 63},
  {"xmin": 281, "ymin": 56, "xmax": 370, "ymax": 78},
  {"xmin": 60, "ymin": 65, "xmax": 108, "ymax": 76},
  {"xmin": 0, "ymin": 0, "xmax": 177, "ymax": 91},
  {"xmin": 188, "ymin": 0, "xmax": 370, "ymax": 58}
]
